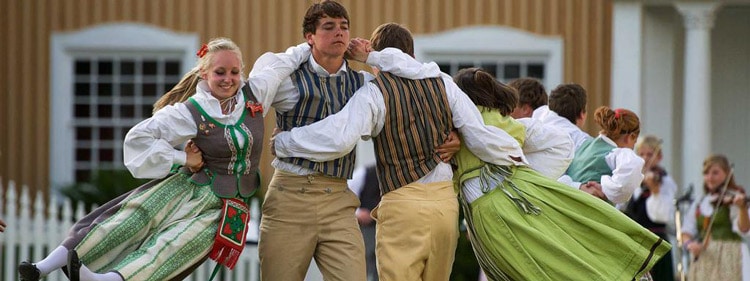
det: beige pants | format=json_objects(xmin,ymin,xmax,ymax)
[
  {"xmin": 372, "ymin": 181, "xmax": 459, "ymax": 281},
  {"xmin": 259, "ymin": 170, "xmax": 366, "ymax": 281}
]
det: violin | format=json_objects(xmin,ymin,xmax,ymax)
[
  {"xmin": 710, "ymin": 189, "xmax": 750, "ymax": 205},
  {"xmin": 644, "ymin": 165, "xmax": 667, "ymax": 185},
  {"xmin": 641, "ymin": 143, "xmax": 666, "ymax": 185}
]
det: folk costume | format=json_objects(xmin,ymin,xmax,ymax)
[
  {"xmin": 455, "ymin": 110, "xmax": 671, "ymax": 281},
  {"xmin": 257, "ymin": 47, "xmax": 437, "ymax": 281},
  {"xmin": 259, "ymin": 57, "xmax": 368, "ymax": 281},
  {"xmin": 624, "ymin": 169, "xmax": 677, "ymax": 281},
  {"xmin": 368, "ymin": 71, "xmax": 459, "ymax": 281},
  {"xmin": 564, "ymin": 135, "xmax": 646, "ymax": 205},
  {"xmin": 682, "ymin": 193, "xmax": 750, "ymax": 281},
  {"xmin": 273, "ymin": 48, "xmax": 527, "ymax": 280},
  {"xmin": 16, "ymin": 43, "xmax": 311, "ymax": 281},
  {"xmin": 74, "ymin": 81, "xmax": 263, "ymax": 280}
]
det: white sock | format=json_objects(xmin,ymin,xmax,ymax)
[
  {"xmin": 79, "ymin": 264, "xmax": 124, "ymax": 281},
  {"xmin": 99, "ymin": 272, "xmax": 125, "ymax": 281},
  {"xmin": 34, "ymin": 246, "xmax": 68, "ymax": 275}
]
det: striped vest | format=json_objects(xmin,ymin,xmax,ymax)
[
  {"xmin": 566, "ymin": 137, "xmax": 614, "ymax": 183},
  {"xmin": 276, "ymin": 62, "xmax": 365, "ymax": 179},
  {"xmin": 371, "ymin": 72, "xmax": 454, "ymax": 194},
  {"xmin": 185, "ymin": 84, "xmax": 263, "ymax": 198}
]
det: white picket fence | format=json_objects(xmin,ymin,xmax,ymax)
[{"xmin": 0, "ymin": 179, "xmax": 261, "ymax": 281}]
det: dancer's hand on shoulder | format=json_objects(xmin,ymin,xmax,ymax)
[{"xmin": 346, "ymin": 38, "xmax": 371, "ymax": 63}]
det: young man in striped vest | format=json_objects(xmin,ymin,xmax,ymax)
[
  {"xmin": 272, "ymin": 23, "xmax": 527, "ymax": 281},
  {"xmin": 256, "ymin": 2, "xmax": 460, "ymax": 280}
]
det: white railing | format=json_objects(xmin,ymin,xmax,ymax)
[{"xmin": 0, "ymin": 179, "xmax": 261, "ymax": 281}]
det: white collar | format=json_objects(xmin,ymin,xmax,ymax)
[
  {"xmin": 308, "ymin": 54, "xmax": 348, "ymax": 77},
  {"xmin": 191, "ymin": 80, "xmax": 247, "ymax": 118}
]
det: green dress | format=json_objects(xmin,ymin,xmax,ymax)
[{"xmin": 455, "ymin": 109, "xmax": 671, "ymax": 281}]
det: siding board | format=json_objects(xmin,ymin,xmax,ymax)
[
  {"xmin": 5, "ymin": 0, "xmax": 20, "ymax": 193},
  {"xmin": 2, "ymin": 0, "xmax": 612, "ymax": 201},
  {"xmin": 21, "ymin": 0, "xmax": 33, "ymax": 189}
]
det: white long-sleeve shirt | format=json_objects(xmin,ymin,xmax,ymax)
[
  {"xmin": 559, "ymin": 134, "xmax": 645, "ymax": 204},
  {"xmin": 533, "ymin": 105, "xmax": 592, "ymax": 150},
  {"xmin": 274, "ymin": 48, "xmax": 527, "ymax": 183},
  {"xmin": 516, "ymin": 117, "xmax": 575, "ymax": 179},
  {"xmin": 630, "ymin": 174, "xmax": 678, "ymax": 223},
  {"xmin": 255, "ymin": 47, "xmax": 443, "ymax": 176},
  {"xmin": 123, "ymin": 44, "xmax": 311, "ymax": 179},
  {"xmin": 461, "ymin": 117, "xmax": 574, "ymax": 204}
]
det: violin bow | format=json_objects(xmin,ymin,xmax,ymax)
[{"xmin": 694, "ymin": 165, "xmax": 734, "ymax": 262}]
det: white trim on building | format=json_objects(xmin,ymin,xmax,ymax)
[
  {"xmin": 413, "ymin": 26, "xmax": 563, "ymax": 91},
  {"xmin": 49, "ymin": 23, "xmax": 197, "ymax": 193}
]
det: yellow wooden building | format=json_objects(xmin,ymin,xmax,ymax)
[
  {"xmin": 4, "ymin": 0, "xmax": 748, "ymax": 204},
  {"xmin": 0, "ymin": 0, "xmax": 612, "ymax": 201}
]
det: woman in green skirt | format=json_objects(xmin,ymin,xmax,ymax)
[{"xmin": 452, "ymin": 68, "xmax": 671, "ymax": 281}]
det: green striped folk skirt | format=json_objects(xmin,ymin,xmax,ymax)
[
  {"xmin": 75, "ymin": 173, "xmax": 223, "ymax": 281},
  {"xmin": 462, "ymin": 166, "xmax": 671, "ymax": 281}
]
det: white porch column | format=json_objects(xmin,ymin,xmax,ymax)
[
  {"xmin": 675, "ymin": 2, "xmax": 720, "ymax": 194},
  {"xmin": 610, "ymin": 1, "xmax": 643, "ymax": 114}
]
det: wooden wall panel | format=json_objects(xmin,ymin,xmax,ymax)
[{"xmin": 1, "ymin": 0, "xmax": 612, "ymax": 202}]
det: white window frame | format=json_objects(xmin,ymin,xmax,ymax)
[
  {"xmin": 50, "ymin": 23, "xmax": 198, "ymax": 191},
  {"xmin": 414, "ymin": 26, "xmax": 563, "ymax": 90}
]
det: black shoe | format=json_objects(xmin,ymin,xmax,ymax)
[
  {"xmin": 67, "ymin": 250, "xmax": 81, "ymax": 281},
  {"xmin": 18, "ymin": 261, "xmax": 41, "ymax": 281}
]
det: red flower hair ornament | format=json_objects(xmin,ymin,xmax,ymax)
[
  {"xmin": 196, "ymin": 44, "xmax": 209, "ymax": 58},
  {"xmin": 614, "ymin": 108, "xmax": 623, "ymax": 119}
]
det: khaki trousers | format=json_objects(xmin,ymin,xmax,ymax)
[
  {"xmin": 372, "ymin": 181, "xmax": 459, "ymax": 281},
  {"xmin": 259, "ymin": 170, "xmax": 366, "ymax": 281}
]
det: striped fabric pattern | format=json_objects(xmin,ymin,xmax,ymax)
[
  {"xmin": 276, "ymin": 62, "xmax": 365, "ymax": 179},
  {"xmin": 372, "ymin": 72, "xmax": 453, "ymax": 194},
  {"xmin": 75, "ymin": 174, "xmax": 222, "ymax": 281}
]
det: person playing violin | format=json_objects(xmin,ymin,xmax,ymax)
[
  {"xmin": 624, "ymin": 135, "xmax": 678, "ymax": 281},
  {"xmin": 681, "ymin": 154, "xmax": 749, "ymax": 280}
]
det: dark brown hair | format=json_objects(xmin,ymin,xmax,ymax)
[
  {"xmin": 549, "ymin": 83, "xmax": 587, "ymax": 124},
  {"xmin": 454, "ymin": 68, "xmax": 518, "ymax": 116},
  {"xmin": 509, "ymin": 77, "xmax": 547, "ymax": 110},
  {"xmin": 593, "ymin": 106, "xmax": 640, "ymax": 139},
  {"xmin": 302, "ymin": 0, "xmax": 350, "ymax": 36},
  {"xmin": 370, "ymin": 23, "xmax": 414, "ymax": 57}
]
